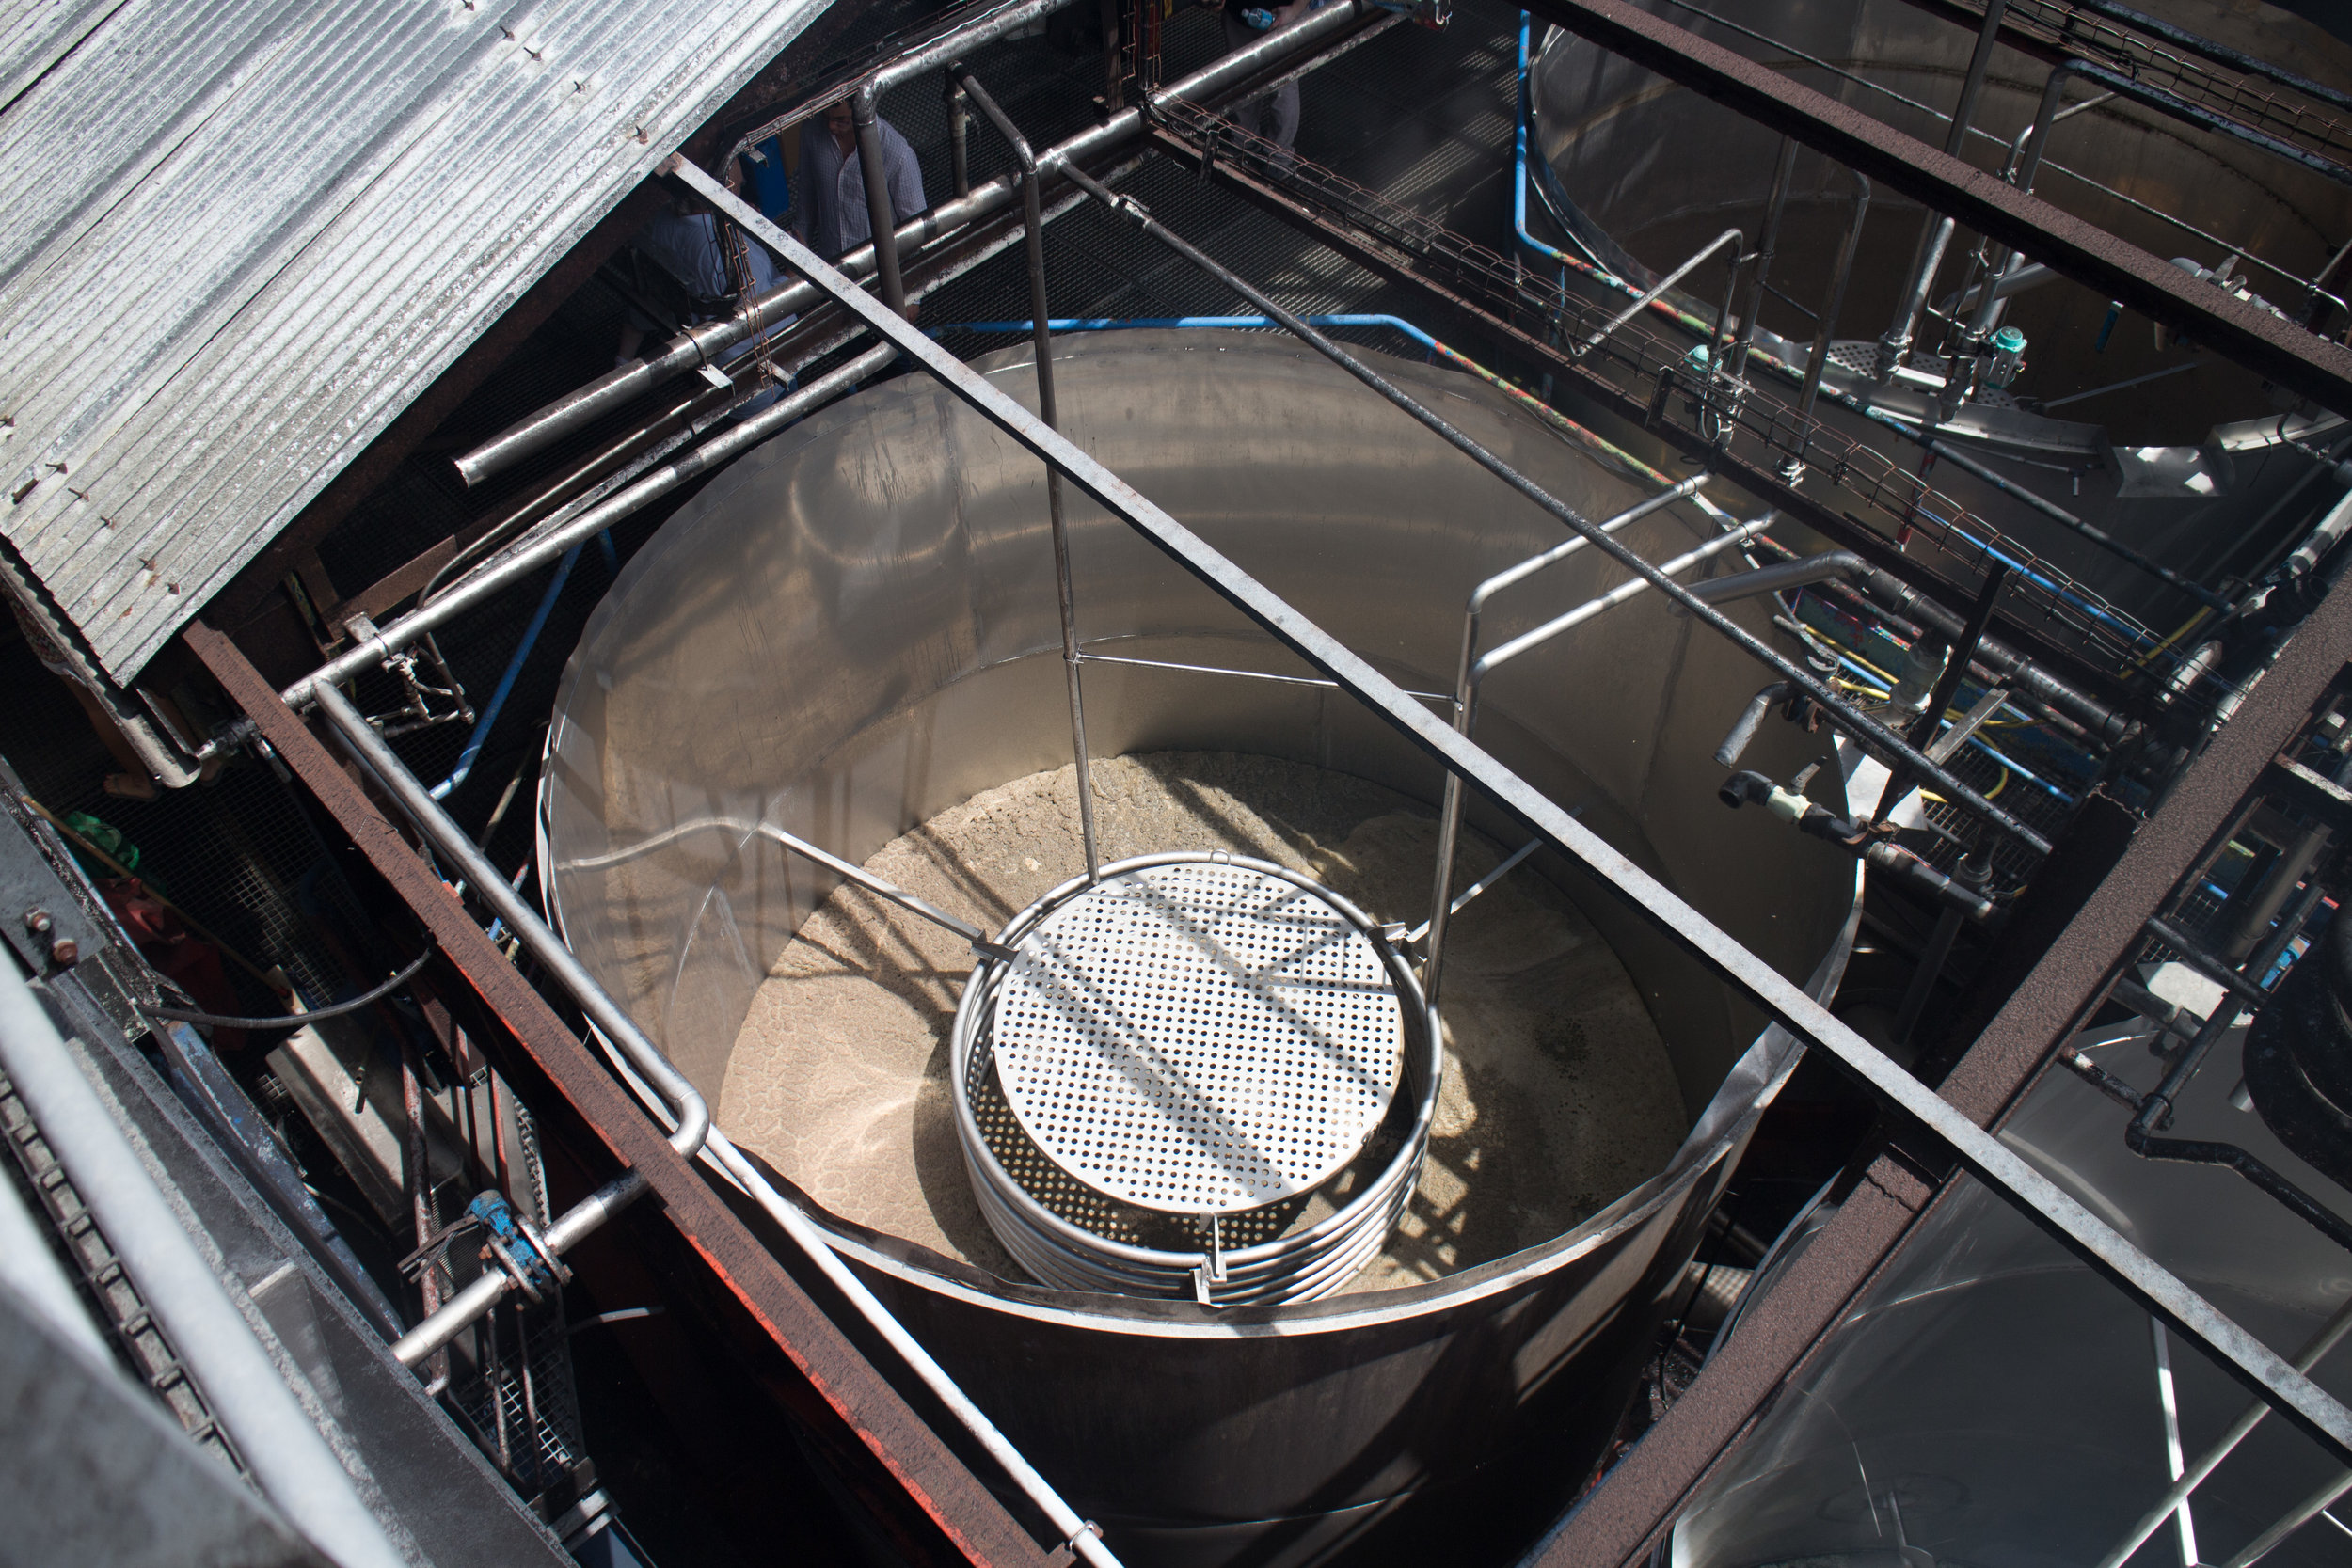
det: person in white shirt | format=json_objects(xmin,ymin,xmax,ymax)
[{"xmin": 795, "ymin": 98, "xmax": 927, "ymax": 313}]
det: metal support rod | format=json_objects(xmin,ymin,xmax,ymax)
[
  {"xmin": 0, "ymin": 958, "xmax": 410, "ymax": 1568},
  {"xmin": 453, "ymin": 0, "xmax": 1377, "ymax": 486},
  {"xmin": 2096, "ymin": 1296, "xmax": 2352, "ymax": 1568},
  {"xmin": 1425, "ymin": 518, "xmax": 1769, "ymax": 1003},
  {"xmin": 2220, "ymin": 1469, "xmax": 2352, "ymax": 1567},
  {"xmin": 1730, "ymin": 138, "xmax": 1800, "ymax": 388},
  {"xmin": 401, "ymin": 1037, "xmax": 451, "ymax": 1395},
  {"xmin": 669, "ymin": 156, "xmax": 2352, "ymax": 1463},
  {"xmin": 557, "ymin": 817, "xmax": 995, "ymax": 948},
  {"xmin": 1579, "ymin": 227, "xmax": 1742, "ymax": 359},
  {"xmin": 1425, "ymin": 474, "xmax": 1713, "ymax": 1003},
  {"xmin": 1406, "ymin": 839, "xmax": 1544, "ymax": 944},
  {"xmin": 960, "ymin": 66, "xmax": 1100, "ymax": 880},
  {"xmin": 851, "ymin": 84, "xmax": 909, "ymax": 318},
  {"xmin": 1881, "ymin": 0, "xmax": 2010, "ymax": 373},
  {"xmin": 2151, "ymin": 1318, "xmax": 2202, "ymax": 1568},
  {"xmin": 316, "ymin": 684, "xmax": 707, "ymax": 1161},
  {"xmin": 946, "ymin": 73, "xmax": 971, "ymax": 199},
  {"xmin": 1963, "ymin": 67, "xmax": 2109, "ymax": 347},
  {"xmin": 1792, "ymin": 169, "xmax": 1870, "ymax": 451},
  {"xmin": 1046, "ymin": 161, "xmax": 2051, "ymax": 851},
  {"xmin": 285, "ymin": 344, "xmax": 896, "ymax": 710}
]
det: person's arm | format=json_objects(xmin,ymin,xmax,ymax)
[{"xmin": 1273, "ymin": 0, "xmax": 1311, "ymax": 24}]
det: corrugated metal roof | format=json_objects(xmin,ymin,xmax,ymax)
[{"xmin": 0, "ymin": 0, "xmax": 833, "ymax": 682}]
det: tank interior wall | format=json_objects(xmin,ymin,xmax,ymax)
[{"xmin": 540, "ymin": 332, "xmax": 1855, "ymax": 1127}]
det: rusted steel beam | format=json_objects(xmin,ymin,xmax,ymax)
[
  {"xmin": 1531, "ymin": 572, "xmax": 2352, "ymax": 1566},
  {"xmin": 1521, "ymin": 0, "xmax": 2352, "ymax": 415},
  {"xmin": 1153, "ymin": 129, "xmax": 2137, "ymax": 706},
  {"xmin": 184, "ymin": 623, "xmax": 1056, "ymax": 1568}
]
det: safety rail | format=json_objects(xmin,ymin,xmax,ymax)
[{"xmin": 1980, "ymin": 0, "xmax": 2352, "ymax": 176}]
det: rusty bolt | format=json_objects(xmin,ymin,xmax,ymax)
[
  {"xmin": 48, "ymin": 937, "xmax": 77, "ymax": 967},
  {"xmin": 24, "ymin": 909, "xmax": 52, "ymax": 935}
]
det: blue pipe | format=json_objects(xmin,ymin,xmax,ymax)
[{"xmin": 429, "ymin": 543, "xmax": 585, "ymax": 801}]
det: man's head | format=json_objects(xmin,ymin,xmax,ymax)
[{"xmin": 824, "ymin": 101, "xmax": 856, "ymax": 154}]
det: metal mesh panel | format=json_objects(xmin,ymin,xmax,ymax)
[{"xmin": 991, "ymin": 861, "xmax": 1404, "ymax": 1213}]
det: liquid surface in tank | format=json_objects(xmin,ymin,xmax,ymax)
[{"xmin": 721, "ymin": 749, "xmax": 1688, "ymax": 1292}]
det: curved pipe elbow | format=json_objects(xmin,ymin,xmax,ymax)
[{"xmin": 1687, "ymin": 549, "xmax": 1865, "ymax": 608}]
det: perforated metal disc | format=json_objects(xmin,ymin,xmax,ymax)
[{"xmin": 988, "ymin": 861, "xmax": 1404, "ymax": 1214}]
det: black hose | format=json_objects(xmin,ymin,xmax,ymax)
[{"xmin": 144, "ymin": 945, "xmax": 437, "ymax": 1031}]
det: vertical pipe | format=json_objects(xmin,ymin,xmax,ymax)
[
  {"xmin": 1422, "ymin": 478, "xmax": 1708, "ymax": 1006},
  {"xmin": 1731, "ymin": 137, "xmax": 1800, "ymax": 388},
  {"xmin": 400, "ymin": 1038, "xmax": 451, "ymax": 1396},
  {"xmin": 1964, "ymin": 66, "xmax": 2090, "ymax": 350},
  {"xmin": 1880, "ymin": 0, "xmax": 2010, "ymax": 374},
  {"xmin": 1791, "ymin": 171, "xmax": 1870, "ymax": 473},
  {"xmin": 960, "ymin": 68, "xmax": 1101, "ymax": 880},
  {"xmin": 850, "ymin": 85, "xmax": 909, "ymax": 317},
  {"xmin": 946, "ymin": 75, "xmax": 972, "ymax": 199},
  {"xmin": 1025, "ymin": 175, "xmax": 1100, "ymax": 881},
  {"xmin": 0, "ymin": 959, "xmax": 409, "ymax": 1568}
]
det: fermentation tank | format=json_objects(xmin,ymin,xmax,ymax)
[
  {"xmin": 538, "ymin": 331, "xmax": 1860, "ymax": 1561},
  {"xmin": 1531, "ymin": 0, "xmax": 2352, "ymax": 634}
]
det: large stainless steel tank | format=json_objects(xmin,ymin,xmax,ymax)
[
  {"xmin": 538, "ymin": 331, "xmax": 1859, "ymax": 1563},
  {"xmin": 1531, "ymin": 0, "xmax": 2352, "ymax": 634},
  {"xmin": 1665, "ymin": 1001, "xmax": 2352, "ymax": 1567}
]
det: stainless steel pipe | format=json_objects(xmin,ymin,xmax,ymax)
[
  {"xmin": 283, "ymin": 343, "xmax": 896, "ymax": 711},
  {"xmin": 851, "ymin": 84, "xmax": 911, "ymax": 318},
  {"xmin": 1430, "ymin": 514, "xmax": 1772, "ymax": 1006},
  {"xmin": 1579, "ymin": 226, "xmax": 1742, "ymax": 361},
  {"xmin": 316, "ymin": 679, "xmax": 706, "ymax": 1362},
  {"xmin": 315, "ymin": 684, "xmax": 708, "ymax": 1160},
  {"xmin": 0, "ymin": 958, "xmax": 409, "ymax": 1568},
  {"xmin": 959, "ymin": 64, "xmax": 1102, "ymax": 879},
  {"xmin": 453, "ymin": 0, "xmax": 1379, "ymax": 488},
  {"xmin": 1050, "ymin": 162, "xmax": 2051, "ymax": 853},
  {"xmin": 1422, "ymin": 473, "xmax": 1712, "ymax": 1006},
  {"xmin": 1878, "ymin": 0, "xmax": 2010, "ymax": 374}
]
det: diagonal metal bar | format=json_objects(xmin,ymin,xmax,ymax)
[
  {"xmin": 1048, "ymin": 162, "xmax": 2049, "ymax": 853},
  {"xmin": 668, "ymin": 153, "xmax": 2352, "ymax": 1468},
  {"xmin": 1522, "ymin": 0, "xmax": 2352, "ymax": 414}
]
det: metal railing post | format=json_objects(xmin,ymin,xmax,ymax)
[{"xmin": 961, "ymin": 66, "xmax": 1101, "ymax": 879}]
